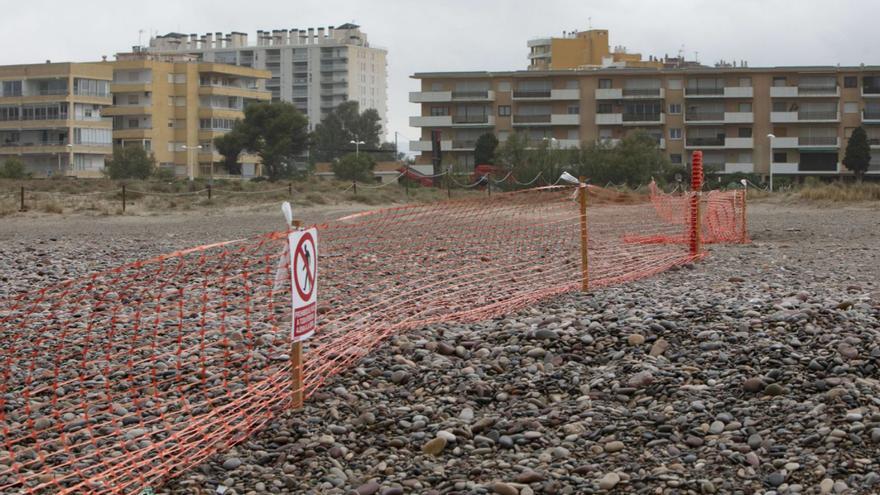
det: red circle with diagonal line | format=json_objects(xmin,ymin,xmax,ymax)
[{"xmin": 293, "ymin": 232, "xmax": 316, "ymax": 301}]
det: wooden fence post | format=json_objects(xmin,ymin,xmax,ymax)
[
  {"xmin": 121, "ymin": 184, "xmax": 126, "ymax": 213},
  {"xmin": 290, "ymin": 218, "xmax": 304, "ymax": 410},
  {"xmin": 689, "ymin": 151, "xmax": 704, "ymax": 257},
  {"xmin": 578, "ymin": 176, "xmax": 589, "ymax": 291}
]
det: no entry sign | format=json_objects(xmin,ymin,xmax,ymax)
[{"xmin": 288, "ymin": 227, "xmax": 318, "ymax": 341}]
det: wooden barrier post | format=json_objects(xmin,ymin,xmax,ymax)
[
  {"xmin": 487, "ymin": 175, "xmax": 491, "ymax": 197},
  {"xmin": 689, "ymin": 151, "xmax": 704, "ymax": 257},
  {"xmin": 578, "ymin": 176, "xmax": 589, "ymax": 291},
  {"xmin": 19, "ymin": 186, "xmax": 25, "ymax": 212},
  {"xmin": 352, "ymin": 180, "xmax": 357, "ymax": 195},
  {"xmin": 404, "ymin": 166, "xmax": 410, "ymax": 197},
  {"xmin": 288, "ymin": 182, "xmax": 293, "ymax": 197},
  {"xmin": 121, "ymin": 184, "xmax": 126, "ymax": 213},
  {"xmin": 290, "ymin": 217, "xmax": 304, "ymax": 410},
  {"xmin": 207, "ymin": 183, "xmax": 212, "ymax": 201}
]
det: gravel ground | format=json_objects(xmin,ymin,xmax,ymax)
[{"xmin": 2, "ymin": 201, "xmax": 880, "ymax": 494}]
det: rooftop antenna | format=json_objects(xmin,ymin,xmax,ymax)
[
  {"xmin": 138, "ymin": 29, "xmax": 144, "ymax": 46},
  {"xmin": 695, "ymin": 51, "xmax": 699, "ymax": 62},
  {"xmin": 588, "ymin": 16, "xmax": 592, "ymax": 29}
]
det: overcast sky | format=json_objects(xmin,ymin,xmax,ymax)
[{"xmin": 4, "ymin": 0, "xmax": 877, "ymax": 153}]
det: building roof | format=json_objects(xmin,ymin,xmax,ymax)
[
  {"xmin": 336, "ymin": 23, "xmax": 360, "ymax": 30},
  {"xmin": 412, "ymin": 65, "xmax": 880, "ymax": 79}
]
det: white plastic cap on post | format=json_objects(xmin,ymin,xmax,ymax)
[
  {"xmin": 281, "ymin": 201, "xmax": 293, "ymax": 227},
  {"xmin": 560, "ymin": 172, "xmax": 580, "ymax": 185},
  {"xmin": 740, "ymin": 179, "xmax": 748, "ymax": 188}
]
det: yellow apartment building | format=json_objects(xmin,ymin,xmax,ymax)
[
  {"xmin": 527, "ymin": 29, "xmax": 670, "ymax": 71},
  {"xmin": 0, "ymin": 62, "xmax": 113, "ymax": 178},
  {"xmin": 109, "ymin": 51, "xmax": 271, "ymax": 179},
  {"xmin": 410, "ymin": 66, "xmax": 880, "ymax": 179}
]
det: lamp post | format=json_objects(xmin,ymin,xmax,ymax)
[
  {"xmin": 766, "ymin": 133, "xmax": 775, "ymax": 192},
  {"xmin": 181, "ymin": 145, "xmax": 203, "ymax": 181},
  {"xmin": 349, "ymin": 138, "xmax": 365, "ymax": 157}
]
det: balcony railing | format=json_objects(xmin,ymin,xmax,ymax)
[
  {"xmin": 513, "ymin": 90, "xmax": 551, "ymax": 98},
  {"xmin": 686, "ymin": 137, "xmax": 725, "ymax": 146},
  {"xmin": 622, "ymin": 88, "xmax": 661, "ymax": 97},
  {"xmin": 864, "ymin": 87, "xmax": 880, "ymax": 95},
  {"xmin": 868, "ymin": 137, "xmax": 880, "ymax": 145},
  {"xmin": 798, "ymin": 111, "xmax": 838, "ymax": 120},
  {"xmin": 452, "ymin": 114, "xmax": 489, "ymax": 124},
  {"xmin": 35, "ymin": 89, "xmax": 69, "ymax": 96},
  {"xmin": 451, "ymin": 91, "xmax": 489, "ymax": 99},
  {"xmin": 686, "ymin": 112, "xmax": 725, "ymax": 121},
  {"xmin": 797, "ymin": 86, "xmax": 838, "ymax": 95},
  {"xmin": 799, "ymin": 136, "xmax": 838, "ymax": 146},
  {"xmin": 685, "ymin": 87, "xmax": 724, "ymax": 96},
  {"xmin": 513, "ymin": 114, "xmax": 552, "ymax": 123},
  {"xmin": 1, "ymin": 140, "xmax": 70, "ymax": 147},
  {"xmin": 864, "ymin": 111, "xmax": 880, "ymax": 120},
  {"xmin": 622, "ymin": 113, "xmax": 662, "ymax": 122}
]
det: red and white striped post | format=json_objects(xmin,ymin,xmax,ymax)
[{"xmin": 689, "ymin": 151, "xmax": 704, "ymax": 257}]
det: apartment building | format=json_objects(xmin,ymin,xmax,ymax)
[
  {"xmin": 147, "ymin": 24, "xmax": 388, "ymax": 134},
  {"xmin": 109, "ymin": 51, "xmax": 270, "ymax": 178},
  {"xmin": 527, "ymin": 29, "xmax": 699, "ymax": 71},
  {"xmin": 409, "ymin": 66, "xmax": 880, "ymax": 178},
  {"xmin": 0, "ymin": 62, "xmax": 112, "ymax": 178}
]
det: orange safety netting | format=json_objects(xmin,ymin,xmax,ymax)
[
  {"xmin": 648, "ymin": 181, "xmax": 749, "ymax": 244},
  {"xmin": 0, "ymin": 181, "xmax": 745, "ymax": 494}
]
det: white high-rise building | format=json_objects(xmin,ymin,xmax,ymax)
[{"xmin": 148, "ymin": 24, "xmax": 388, "ymax": 134}]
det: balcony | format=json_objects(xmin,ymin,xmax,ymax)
[
  {"xmin": 861, "ymin": 87, "xmax": 880, "ymax": 98},
  {"xmin": 621, "ymin": 88, "xmax": 664, "ymax": 99},
  {"xmin": 409, "ymin": 91, "xmax": 452, "ymax": 103},
  {"xmin": 772, "ymin": 162, "xmax": 842, "ymax": 174},
  {"xmin": 862, "ymin": 111, "xmax": 880, "ymax": 123},
  {"xmin": 451, "ymin": 114, "xmax": 494, "ymax": 126},
  {"xmin": 556, "ymin": 139, "xmax": 580, "ymax": 149},
  {"xmin": 684, "ymin": 137, "xmax": 754, "ymax": 149},
  {"xmin": 551, "ymin": 114, "xmax": 580, "ymax": 125},
  {"xmin": 685, "ymin": 87, "xmax": 753, "ymax": 98},
  {"xmin": 512, "ymin": 114, "xmax": 551, "ymax": 125},
  {"xmin": 595, "ymin": 113, "xmax": 623, "ymax": 125},
  {"xmin": 771, "ymin": 111, "xmax": 839, "ymax": 123},
  {"xmin": 451, "ymin": 140, "xmax": 476, "ymax": 150},
  {"xmin": 622, "ymin": 113, "xmax": 665, "ymax": 125},
  {"xmin": 451, "ymin": 90, "xmax": 495, "ymax": 101},
  {"xmin": 550, "ymin": 89, "xmax": 581, "ymax": 100},
  {"xmin": 410, "ymin": 140, "xmax": 451, "ymax": 152},
  {"xmin": 595, "ymin": 88, "xmax": 665, "ymax": 99},
  {"xmin": 770, "ymin": 86, "xmax": 840, "ymax": 98},
  {"xmin": 410, "ymin": 115, "xmax": 452, "ymax": 127},
  {"xmin": 722, "ymin": 163, "xmax": 755, "ymax": 174},
  {"xmin": 685, "ymin": 112, "xmax": 754, "ymax": 124},
  {"xmin": 512, "ymin": 90, "xmax": 551, "ymax": 100},
  {"xmin": 869, "ymin": 137, "xmax": 880, "ymax": 148}
]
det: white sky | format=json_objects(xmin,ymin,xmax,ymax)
[{"xmin": 3, "ymin": 0, "xmax": 877, "ymax": 153}]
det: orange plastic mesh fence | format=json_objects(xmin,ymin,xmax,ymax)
[
  {"xmin": 0, "ymin": 184, "xmax": 739, "ymax": 493},
  {"xmin": 648, "ymin": 181, "xmax": 749, "ymax": 244}
]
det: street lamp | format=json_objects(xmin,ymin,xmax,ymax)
[
  {"xmin": 181, "ymin": 145, "xmax": 203, "ymax": 181},
  {"xmin": 766, "ymin": 133, "xmax": 775, "ymax": 192},
  {"xmin": 350, "ymin": 138, "xmax": 365, "ymax": 157}
]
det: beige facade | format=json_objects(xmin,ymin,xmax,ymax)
[
  {"xmin": 109, "ymin": 52, "xmax": 271, "ymax": 179},
  {"xmin": 0, "ymin": 62, "xmax": 113, "ymax": 178},
  {"xmin": 410, "ymin": 66, "xmax": 880, "ymax": 178}
]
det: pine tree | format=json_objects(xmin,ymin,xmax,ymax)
[{"xmin": 843, "ymin": 126, "xmax": 872, "ymax": 182}]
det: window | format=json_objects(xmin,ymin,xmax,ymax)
[
  {"xmin": 668, "ymin": 103, "xmax": 682, "ymax": 114},
  {"xmin": 0, "ymin": 105, "xmax": 19, "ymax": 121},
  {"xmin": 567, "ymin": 105, "xmax": 580, "ymax": 115},
  {"xmin": 844, "ymin": 102, "xmax": 859, "ymax": 114},
  {"xmin": 738, "ymin": 102, "xmax": 752, "ymax": 112},
  {"xmin": 597, "ymin": 103, "xmax": 613, "ymax": 114},
  {"xmin": 430, "ymin": 106, "xmax": 449, "ymax": 116},
  {"xmin": 567, "ymin": 129, "xmax": 579, "ymax": 139},
  {"xmin": 772, "ymin": 76, "xmax": 787, "ymax": 87},
  {"xmin": 498, "ymin": 105, "xmax": 511, "ymax": 116},
  {"xmin": 128, "ymin": 119, "xmax": 139, "ymax": 129},
  {"xmin": 430, "ymin": 82, "xmax": 443, "ymax": 91},
  {"xmin": 2, "ymin": 80, "xmax": 22, "ymax": 97},
  {"xmin": 168, "ymin": 96, "xmax": 174, "ymax": 106},
  {"xmin": 598, "ymin": 79, "xmax": 612, "ymax": 89},
  {"xmin": 168, "ymin": 119, "xmax": 174, "ymax": 128},
  {"xmin": 73, "ymin": 127, "xmax": 111, "ymax": 146},
  {"xmin": 738, "ymin": 127, "xmax": 752, "ymax": 138},
  {"xmin": 739, "ymin": 77, "xmax": 752, "ymax": 87},
  {"xmin": 599, "ymin": 128, "xmax": 613, "ymax": 139},
  {"xmin": 73, "ymin": 79, "xmax": 109, "ymax": 97},
  {"xmin": 497, "ymin": 81, "xmax": 511, "ymax": 92},
  {"xmin": 667, "ymin": 79, "xmax": 682, "ymax": 90},
  {"xmin": 670, "ymin": 153, "xmax": 682, "ymax": 164},
  {"xmin": 565, "ymin": 80, "xmax": 579, "ymax": 89},
  {"xmin": 669, "ymin": 128, "xmax": 682, "ymax": 140},
  {"xmin": 127, "ymin": 94, "xmax": 139, "ymax": 105},
  {"xmin": 773, "ymin": 151, "xmax": 788, "ymax": 163},
  {"xmin": 844, "ymin": 76, "xmax": 857, "ymax": 88}
]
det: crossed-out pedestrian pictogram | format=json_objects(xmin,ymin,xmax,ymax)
[{"xmin": 293, "ymin": 232, "xmax": 316, "ymax": 302}]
